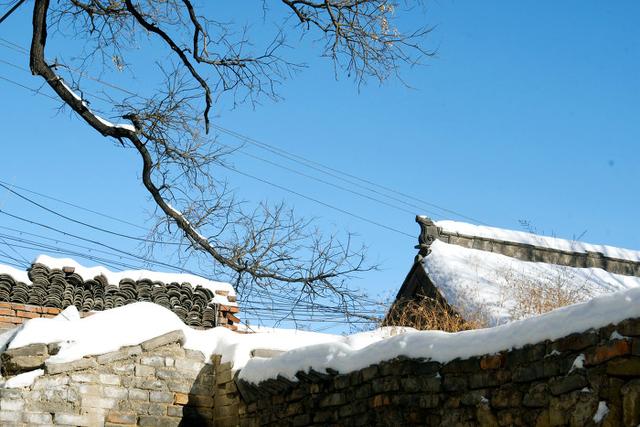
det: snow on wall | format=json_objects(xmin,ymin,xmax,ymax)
[
  {"xmin": 422, "ymin": 240, "xmax": 640, "ymax": 325},
  {"xmin": 4, "ymin": 285, "xmax": 640, "ymax": 387},
  {"xmin": 434, "ymin": 219, "xmax": 640, "ymax": 262},
  {"xmin": 239, "ymin": 286, "xmax": 640, "ymax": 384}
]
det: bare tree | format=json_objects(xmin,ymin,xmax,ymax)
[{"xmin": 23, "ymin": 0, "xmax": 430, "ymax": 322}]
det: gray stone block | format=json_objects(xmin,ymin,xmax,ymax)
[
  {"xmin": 138, "ymin": 415, "xmax": 181, "ymax": 427},
  {"xmin": 54, "ymin": 413, "xmax": 91, "ymax": 426},
  {"xmin": 45, "ymin": 357, "xmax": 97, "ymax": 375},
  {"xmin": 23, "ymin": 411, "xmax": 53, "ymax": 424},
  {"xmin": 0, "ymin": 399, "xmax": 23, "ymax": 411},
  {"xmin": 81, "ymin": 396, "xmax": 117, "ymax": 410},
  {"xmin": 175, "ymin": 357, "xmax": 204, "ymax": 373},
  {"xmin": 102, "ymin": 386, "xmax": 128, "ymax": 400},
  {"xmin": 141, "ymin": 330, "xmax": 185, "ymax": 351},
  {"xmin": 135, "ymin": 364, "xmax": 156, "ymax": 377},
  {"xmin": 128, "ymin": 388, "xmax": 149, "ymax": 401},
  {"xmin": 141, "ymin": 356, "xmax": 166, "ymax": 367},
  {"xmin": 150, "ymin": 391, "xmax": 174, "ymax": 403},
  {"xmin": 0, "ymin": 410, "xmax": 22, "ymax": 422},
  {"xmin": 98, "ymin": 373, "xmax": 121, "ymax": 386},
  {"xmin": 96, "ymin": 345, "xmax": 142, "ymax": 364}
]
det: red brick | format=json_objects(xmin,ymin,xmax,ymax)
[
  {"xmin": 0, "ymin": 302, "xmax": 15, "ymax": 309},
  {"xmin": 480, "ymin": 354, "xmax": 505, "ymax": 370},
  {"xmin": 0, "ymin": 321, "xmax": 16, "ymax": 329},
  {"xmin": 174, "ymin": 392, "xmax": 189, "ymax": 405},
  {"xmin": 44, "ymin": 307, "xmax": 61, "ymax": 315},
  {"xmin": 16, "ymin": 310, "xmax": 40, "ymax": 319},
  {"xmin": 371, "ymin": 395, "xmax": 391, "ymax": 408},
  {"xmin": 21, "ymin": 305, "xmax": 43, "ymax": 313},
  {"xmin": 225, "ymin": 313, "xmax": 241, "ymax": 324},
  {"xmin": 586, "ymin": 340, "xmax": 632, "ymax": 366},
  {"xmin": 0, "ymin": 308, "xmax": 15, "ymax": 316},
  {"xmin": 0, "ymin": 315, "xmax": 22, "ymax": 324},
  {"xmin": 219, "ymin": 305, "xmax": 240, "ymax": 313}
]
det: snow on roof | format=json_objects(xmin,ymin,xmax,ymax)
[
  {"xmin": 434, "ymin": 219, "xmax": 640, "ymax": 262},
  {"xmin": 422, "ymin": 240, "xmax": 640, "ymax": 325},
  {"xmin": 0, "ymin": 264, "xmax": 29, "ymax": 284},
  {"xmin": 34, "ymin": 255, "xmax": 235, "ymax": 300},
  {"xmin": 3, "ymin": 286, "xmax": 640, "ymax": 386}
]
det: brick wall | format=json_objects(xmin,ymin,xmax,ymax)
[
  {"xmin": 235, "ymin": 317, "xmax": 640, "ymax": 426},
  {"xmin": 0, "ymin": 302, "xmax": 66, "ymax": 330}
]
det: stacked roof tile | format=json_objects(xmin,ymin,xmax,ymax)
[{"xmin": 0, "ymin": 261, "xmax": 238, "ymax": 329}]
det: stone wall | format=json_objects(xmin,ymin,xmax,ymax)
[
  {"xmin": 236, "ymin": 317, "xmax": 640, "ymax": 426},
  {"xmin": 416, "ymin": 216, "xmax": 640, "ymax": 277},
  {"xmin": 0, "ymin": 330, "xmax": 218, "ymax": 426},
  {"xmin": 3, "ymin": 316, "xmax": 640, "ymax": 426}
]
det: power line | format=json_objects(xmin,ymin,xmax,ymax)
[
  {"xmin": 0, "ymin": 0, "xmax": 26, "ymax": 25},
  {"xmin": 0, "ymin": 70, "xmax": 417, "ymax": 239},
  {"xmin": 0, "ymin": 209, "xmax": 190, "ymax": 273},
  {"xmin": 213, "ymin": 125, "xmax": 489, "ymax": 225},
  {"xmin": 0, "ymin": 179, "xmax": 147, "ymax": 231},
  {"xmin": 0, "ymin": 39, "xmax": 484, "ymax": 225},
  {"xmin": 221, "ymin": 164, "xmax": 415, "ymax": 239},
  {"xmin": 0, "ymin": 36, "xmax": 139, "ymax": 98},
  {"xmin": 0, "ymin": 212, "xmax": 384, "ymax": 318},
  {"xmin": 0, "ymin": 182, "xmax": 181, "ymax": 246}
]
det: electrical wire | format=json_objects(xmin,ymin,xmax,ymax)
[{"xmin": 0, "ymin": 39, "xmax": 486, "ymax": 226}]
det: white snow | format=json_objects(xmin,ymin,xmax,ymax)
[
  {"xmin": 3, "ymin": 301, "xmax": 403, "ymax": 372},
  {"xmin": 239, "ymin": 287, "xmax": 640, "ymax": 384},
  {"xmin": 610, "ymin": 330, "xmax": 624, "ymax": 340},
  {"xmin": 422, "ymin": 240, "xmax": 640, "ymax": 325},
  {"xmin": 3, "ymin": 286, "xmax": 640, "ymax": 387},
  {"xmin": 434, "ymin": 219, "xmax": 640, "ymax": 262},
  {"xmin": 94, "ymin": 114, "xmax": 136, "ymax": 132},
  {"xmin": 57, "ymin": 77, "xmax": 136, "ymax": 132},
  {"xmin": 569, "ymin": 354, "xmax": 585, "ymax": 373},
  {"xmin": 33, "ymin": 255, "xmax": 236, "ymax": 305},
  {"xmin": 0, "ymin": 263, "xmax": 29, "ymax": 284},
  {"xmin": 593, "ymin": 401, "xmax": 609, "ymax": 423},
  {"xmin": 2, "ymin": 369, "xmax": 43, "ymax": 388}
]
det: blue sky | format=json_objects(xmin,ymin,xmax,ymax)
[{"xmin": 0, "ymin": 1, "xmax": 638, "ymax": 331}]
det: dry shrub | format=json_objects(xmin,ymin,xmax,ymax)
[
  {"xmin": 499, "ymin": 267, "xmax": 593, "ymax": 321},
  {"xmin": 384, "ymin": 294, "xmax": 488, "ymax": 332}
]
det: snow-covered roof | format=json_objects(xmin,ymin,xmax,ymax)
[
  {"xmin": 0, "ymin": 256, "xmax": 237, "ymax": 328},
  {"xmin": 423, "ymin": 240, "xmax": 640, "ymax": 325},
  {"xmin": 397, "ymin": 217, "xmax": 640, "ymax": 325},
  {"xmin": 34, "ymin": 255, "xmax": 235, "ymax": 301},
  {"xmin": 433, "ymin": 219, "xmax": 640, "ymax": 262}
]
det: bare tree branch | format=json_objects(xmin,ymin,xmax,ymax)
[{"xmin": 27, "ymin": 0, "xmax": 429, "ymax": 323}]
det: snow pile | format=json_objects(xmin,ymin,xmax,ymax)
[
  {"xmin": 434, "ymin": 219, "xmax": 640, "ymax": 262},
  {"xmin": 422, "ymin": 240, "xmax": 640, "ymax": 325},
  {"xmin": 2, "ymin": 286, "xmax": 640, "ymax": 387},
  {"xmin": 33, "ymin": 255, "xmax": 236, "ymax": 305},
  {"xmin": 0, "ymin": 301, "xmax": 405, "ymax": 387},
  {"xmin": 3, "ymin": 369, "xmax": 43, "ymax": 388},
  {"xmin": 0, "ymin": 264, "xmax": 29, "ymax": 284}
]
